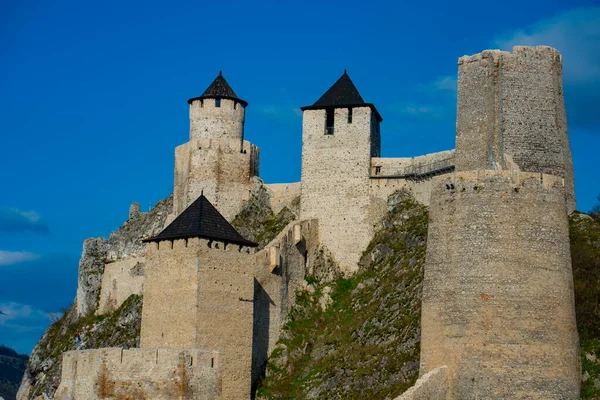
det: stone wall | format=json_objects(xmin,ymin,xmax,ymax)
[
  {"xmin": 264, "ymin": 182, "xmax": 301, "ymax": 214},
  {"xmin": 251, "ymin": 219, "xmax": 319, "ymax": 387},
  {"xmin": 300, "ymin": 107, "xmax": 379, "ymax": 273},
  {"xmin": 55, "ymin": 348, "xmax": 221, "ymax": 400},
  {"xmin": 371, "ymin": 150, "xmax": 454, "ymax": 177},
  {"xmin": 173, "ymin": 138, "xmax": 259, "ymax": 220},
  {"xmin": 189, "ymin": 98, "xmax": 245, "ymax": 142},
  {"xmin": 420, "ymin": 170, "xmax": 580, "ymax": 399},
  {"xmin": 455, "ymin": 46, "xmax": 575, "ymax": 212},
  {"xmin": 97, "ymin": 257, "xmax": 145, "ymax": 315}
]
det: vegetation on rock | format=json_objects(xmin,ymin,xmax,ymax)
[
  {"xmin": 571, "ymin": 206, "xmax": 600, "ymax": 398},
  {"xmin": 232, "ymin": 183, "xmax": 298, "ymax": 249},
  {"xmin": 257, "ymin": 192, "xmax": 427, "ymax": 399}
]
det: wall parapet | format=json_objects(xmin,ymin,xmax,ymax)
[
  {"xmin": 56, "ymin": 348, "xmax": 221, "ymax": 400},
  {"xmin": 371, "ymin": 150, "xmax": 455, "ymax": 179},
  {"xmin": 146, "ymin": 237, "xmax": 256, "ymax": 255}
]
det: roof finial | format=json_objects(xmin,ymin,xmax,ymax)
[
  {"xmin": 201, "ymin": 189, "xmax": 204, "ymax": 196},
  {"xmin": 219, "ymin": 70, "xmax": 222, "ymax": 76},
  {"xmin": 344, "ymin": 69, "xmax": 347, "ymax": 75}
]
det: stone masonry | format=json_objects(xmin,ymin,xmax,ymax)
[{"xmin": 455, "ymin": 46, "xmax": 575, "ymax": 212}]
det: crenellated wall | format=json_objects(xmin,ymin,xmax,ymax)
[
  {"xmin": 251, "ymin": 219, "xmax": 319, "ymax": 386},
  {"xmin": 173, "ymin": 138, "xmax": 259, "ymax": 220},
  {"xmin": 455, "ymin": 46, "xmax": 575, "ymax": 212},
  {"xmin": 420, "ymin": 170, "xmax": 580, "ymax": 399},
  {"xmin": 55, "ymin": 348, "xmax": 221, "ymax": 400}
]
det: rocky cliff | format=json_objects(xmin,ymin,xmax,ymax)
[
  {"xmin": 0, "ymin": 346, "xmax": 28, "ymax": 400},
  {"xmin": 17, "ymin": 196, "xmax": 172, "ymax": 400}
]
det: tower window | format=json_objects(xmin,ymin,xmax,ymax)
[
  {"xmin": 325, "ymin": 109, "xmax": 334, "ymax": 135},
  {"xmin": 200, "ymin": 99, "xmax": 204, "ymax": 108},
  {"xmin": 348, "ymin": 108, "xmax": 353, "ymax": 123},
  {"xmin": 215, "ymin": 98, "xmax": 221, "ymax": 108}
]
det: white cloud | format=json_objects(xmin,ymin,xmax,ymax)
[
  {"xmin": 493, "ymin": 7, "xmax": 600, "ymax": 85},
  {"xmin": 432, "ymin": 76, "xmax": 457, "ymax": 92},
  {"xmin": 0, "ymin": 302, "xmax": 49, "ymax": 326},
  {"xmin": 0, "ymin": 250, "xmax": 39, "ymax": 266},
  {"xmin": 0, "ymin": 207, "xmax": 50, "ymax": 234},
  {"xmin": 492, "ymin": 7, "xmax": 600, "ymax": 131}
]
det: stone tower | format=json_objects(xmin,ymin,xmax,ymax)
[
  {"xmin": 173, "ymin": 72, "xmax": 259, "ymax": 220},
  {"xmin": 419, "ymin": 47, "xmax": 580, "ymax": 399},
  {"xmin": 454, "ymin": 46, "xmax": 575, "ymax": 212},
  {"xmin": 300, "ymin": 71, "xmax": 381, "ymax": 273}
]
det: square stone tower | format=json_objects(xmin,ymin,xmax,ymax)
[{"xmin": 300, "ymin": 71, "xmax": 381, "ymax": 273}]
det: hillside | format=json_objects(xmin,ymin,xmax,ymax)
[{"xmin": 0, "ymin": 345, "xmax": 28, "ymax": 400}]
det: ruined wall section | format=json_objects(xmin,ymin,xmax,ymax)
[
  {"xmin": 300, "ymin": 107, "xmax": 378, "ymax": 273},
  {"xmin": 55, "ymin": 348, "xmax": 221, "ymax": 400},
  {"xmin": 189, "ymin": 98, "xmax": 245, "ymax": 142},
  {"xmin": 97, "ymin": 257, "xmax": 145, "ymax": 315},
  {"xmin": 455, "ymin": 46, "xmax": 575, "ymax": 212},
  {"xmin": 251, "ymin": 219, "xmax": 319, "ymax": 386},
  {"xmin": 264, "ymin": 182, "xmax": 301, "ymax": 214},
  {"xmin": 173, "ymin": 138, "xmax": 259, "ymax": 220},
  {"xmin": 420, "ymin": 171, "xmax": 580, "ymax": 399}
]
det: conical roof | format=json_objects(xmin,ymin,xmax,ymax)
[
  {"xmin": 301, "ymin": 71, "xmax": 382, "ymax": 121},
  {"xmin": 312, "ymin": 71, "xmax": 365, "ymax": 107},
  {"xmin": 187, "ymin": 71, "xmax": 248, "ymax": 107},
  {"xmin": 143, "ymin": 194, "xmax": 257, "ymax": 247}
]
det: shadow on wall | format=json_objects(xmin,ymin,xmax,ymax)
[{"xmin": 251, "ymin": 278, "xmax": 274, "ymax": 398}]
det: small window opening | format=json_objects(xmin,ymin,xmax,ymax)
[
  {"xmin": 215, "ymin": 98, "xmax": 221, "ymax": 108},
  {"xmin": 234, "ymin": 101, "xmax": 237, "ymax": 110},
  {"xmin": 348, "ymin": 107, "xmax": 353, "ymax": 123},
  {"xmin": 200, "ymin": 99, "xmax": 204, "ymax": 108},
  {"xmin": 325, "ymin": 109, "xmax": 334, "ymax": 135},
  {"xmin": 374, "ymin": 166, "xmax": 381, "ymax": 176},
  {"xmin": 211, "ymin": 357, "xmax": 215, "ymax": 368}
]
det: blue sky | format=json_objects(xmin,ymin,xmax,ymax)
[{"xmin": 1, "ymin": 1, "xmax": 598, "ymax": 355}]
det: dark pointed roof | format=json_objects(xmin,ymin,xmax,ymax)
[
  {"xmin": 301, "ymin": 70, "xmax": 382, "ymax": 121},
  {"xmin": 187, "ymin": 71, "xmax": 248, "ymax": 107},
  {"xmin": 143, "ymin": 194, "xmax": 257, "ymax": 247}
]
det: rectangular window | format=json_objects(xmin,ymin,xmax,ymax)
[
  {"xmin": 200, "ymin": 99, "xmax": 204, "ymax": 108},
  {"xmin": 374, "ymin": 166, "xmax": 381, "ymax": 175},
  {"xmin": 215, "ymin": 98, "xmax": 221, "ymax": 108},
  {"xmin": 325, "ymin": 109, "xmax": 334, "ymax": 135},
  {"xmin": 348, "ymin": 107, "xmax": 353, "ymax": 123}
]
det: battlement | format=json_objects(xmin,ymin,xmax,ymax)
[
  {"xmin": 146, "ymin": 237, "xmax": 256, "ymax": 255},
  {"xmin": 190, "ymin": 97, "xmax": 246, "ymax": 142},
  {"xmin": 371, "ymin": 150, "xmax": 455, "ymax": 178},
  {"xmin": 458, "ymin": 45, "xmax": 562, "ymax": 65},
  {"xmin": 445, "ymin": 169, "xmax": 566, "ymax": 190},
  {"xmin": 55, "ymin": 348, "xmax": 221, "ymax": 400}
]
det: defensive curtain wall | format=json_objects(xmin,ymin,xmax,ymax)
[{"xmin": 56, "ymin": 348, "xmax": 221, "ymax": 400}]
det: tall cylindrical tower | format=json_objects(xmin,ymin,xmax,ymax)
[
  {"xmin": 420, "ymin": 171, "xmax": 580, "ymax": 399},
  {"xmin": 188, "ymin": 71, "xmax": 247, "ymax": 143}
]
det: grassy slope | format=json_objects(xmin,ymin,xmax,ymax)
[
  {"xmin": 258, "ymin": 196, "xmax": 428, "ymax": 399},
  {"xmin": 571, "ymin": 212, "xmax": 600, "ymax": 398}
]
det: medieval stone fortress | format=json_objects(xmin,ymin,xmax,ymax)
[{"xmin": 50, "ymin": 45, "xmax": 579, "ymax": 399}]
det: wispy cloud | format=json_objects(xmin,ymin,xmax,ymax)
[
  {"xmin": 0, "ymin": 250, "xmax": 39, "ymax": 266},
  {"xmin": 391, "ymin": 103, "xmax": 445, "ymax": 119},
  {"xmin": 0, "ymin": 207, "xmax": 50, "ymax": 234},
  {"xmin": 431, "ymin": 76, "xmax": 457, "ymax": 92},
  {"xmin": 492, "ymin": 7, "xmax": 600, "ymax": 131}
]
